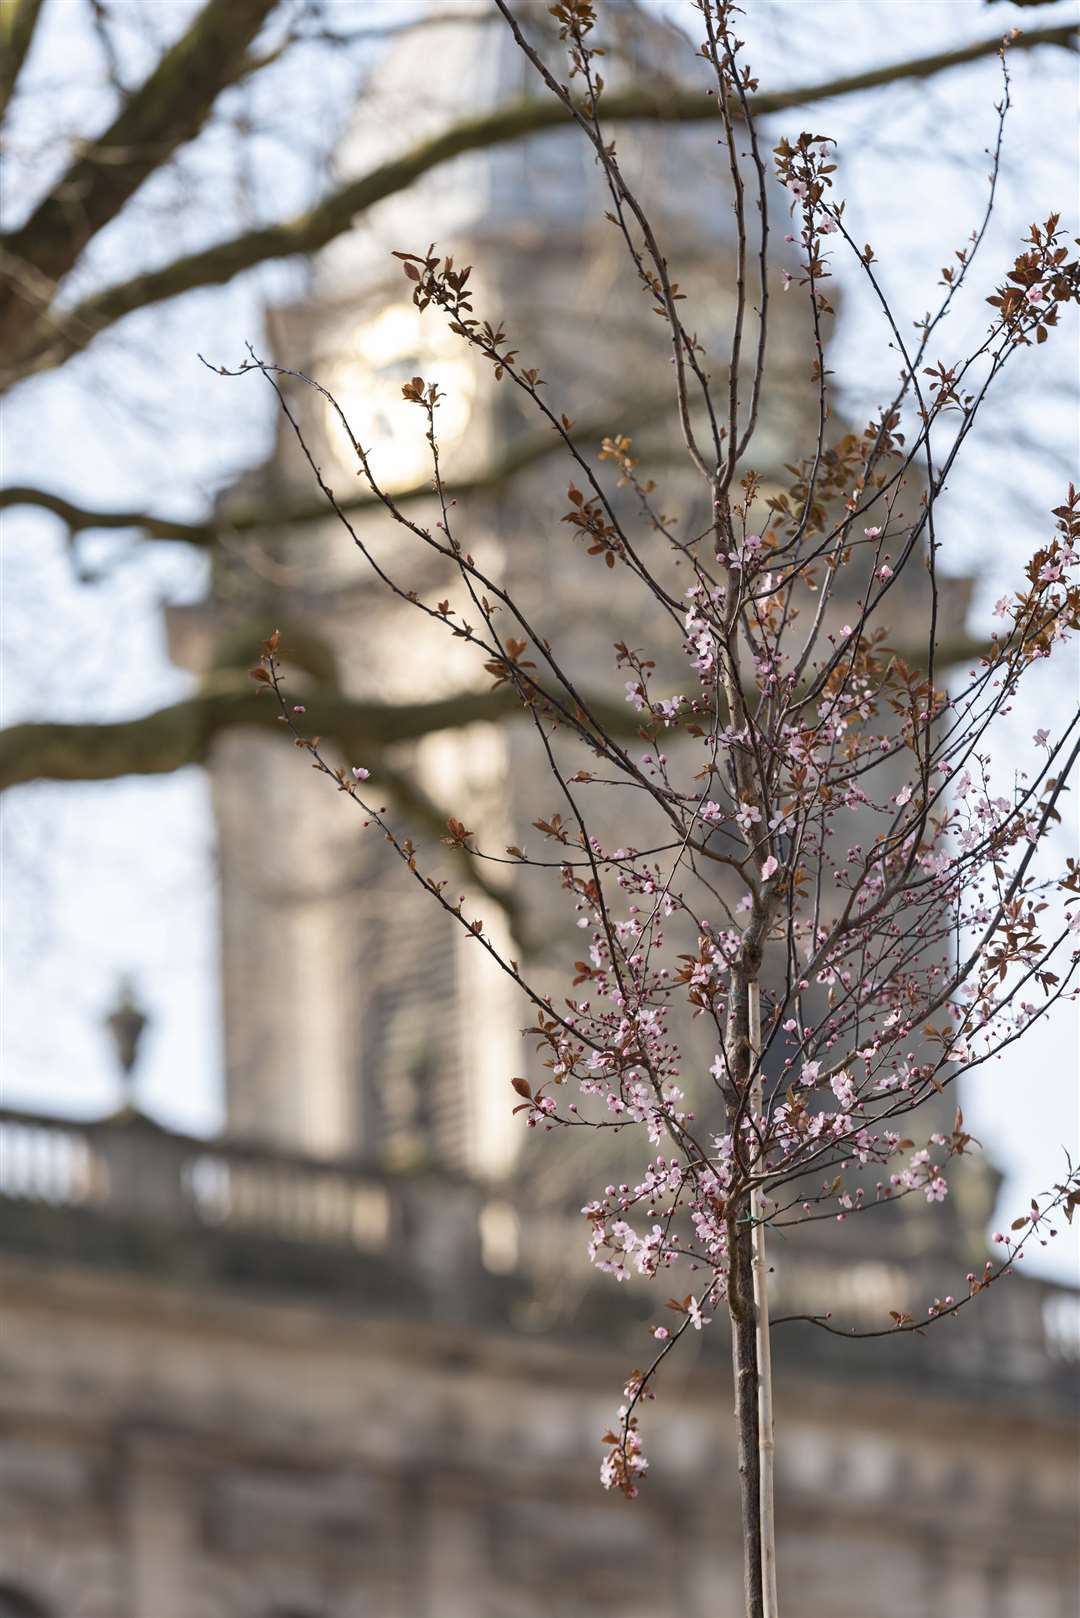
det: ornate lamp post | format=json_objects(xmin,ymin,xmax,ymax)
[{"xmin": 104, "ymin": 977, "xmax": 148, "ymax": 1111}]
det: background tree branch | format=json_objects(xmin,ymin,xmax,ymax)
[
  {"xmin": 2, "ymin": 20, "xmax": 1073, "ymax": 390},
  {"xmin": 0, "ymin": 0, "xmax": 45, "ymax": 123},
  {"xmin": 0, "ymin": 399, "xmax": 667, "ymax": 549},
  {"xmin": 0, "ymin": 630, "xmax": 993, "ymax": 794},
  {"xmin": 0, "ymin": 676, "xmax": 635, "ymax": 793},
  {"xmin": 0, "ymin": 0, "xmax": 278, "ymax": 295}
]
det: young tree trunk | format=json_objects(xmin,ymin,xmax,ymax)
[
  {"xmin": 748, "ymin": 979, "xmax": 779, "ymax": 1617},
  {"xmin": 726, "ymin": 974, "xmax": 765, "ymax": 1618},
  {"xmin": 728, "ymin": 1220, "xmax": 765, "ymax": 1618}
]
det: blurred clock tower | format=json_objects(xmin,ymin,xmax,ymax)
[
  {"xmin": 168, "ymin": 1, "xmax": 983, "ymax": 1226},
  {"xmin": 164, "ymin": 2, "xmax": 753, "ymax": 1178}
]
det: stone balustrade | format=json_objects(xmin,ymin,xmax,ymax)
[{"xmin": 1, "ymin": 1105, "xmax": 1076, "ymax": 1375}]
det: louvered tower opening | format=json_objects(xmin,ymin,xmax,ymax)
[{"xmin": 353, "ymin": 860, "xmax": 466, "ymax": 1173}]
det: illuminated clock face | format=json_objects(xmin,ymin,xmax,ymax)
[{"xmin": 324, "ymin": 302, "xmax": 476, "ymax": 489}]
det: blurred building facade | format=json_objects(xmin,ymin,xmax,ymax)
[
  {"xmin": 0, "ymin": 1103, "xmax": 1077, "ymax": 1618},
  {"xmin": 1, "ymin": 8, "xmax": 1077, "ymax": 1617}
]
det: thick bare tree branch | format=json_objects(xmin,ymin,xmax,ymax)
[
  {"xmin": 2, "ymin": 21, "xmax": 1073, "ymax": 389},
  {"xmin": 0, "ymin": 668, "xmax": 530, "ymax": 916},
  {"xmin": 0, "ymin": 0, "xmax": 45, "ymax": 123},
  {"xmin": 0, "ymin": 676, "xmax": 636, "ymax": 793},
  {"xmin": 0, "ymin": 0, "xmax": 279, "ymax": 355},
  {"xmin": 0, "ymin": 631, "xmax": 993, "ymax": 794}
]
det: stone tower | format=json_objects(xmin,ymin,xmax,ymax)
[
  {"xmin": 168, "ymin": 2, "xmax": 789, "ymax": 1178},
  {"xmin": 170, "ymin": 2, "xmax": 976, "ymax": 1208}
]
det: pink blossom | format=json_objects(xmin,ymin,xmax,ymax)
[
  {"xmin": 292, "ymin": 704, "xmax": 306, "ymax": 714},
  {"xmin": 1033, "ymin": 728, "xmax": 1050, "ymax": 748},
  {"xmin": 352, "ymin": 766, "xmax": 370, "ymax": 781},
  {"xmin": 653, "ymin": 1325, "xmax": 670, "ymax": 1341},
  {"xmin": 735, "ymin": 800, "xmax": 762, "ymax": 832},
  {"xmin": 895, "ymin": 783, "xmax": 913, "ymax": 807},
  {"xmin": 687, "ymin": 1295, "xmax": 712, "ymax": 1330},
  {"xmin": 760, "ymin": 855, "xmax": 779, "ymax": 880},
  {"xmin": 863, "ymin": 526, "xmax": 882, "ymax": 538}
]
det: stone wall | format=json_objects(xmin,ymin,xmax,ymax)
[{"xmin": 0, "ymin": 1108, "xmax": 1076, "ymax": 1618}]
